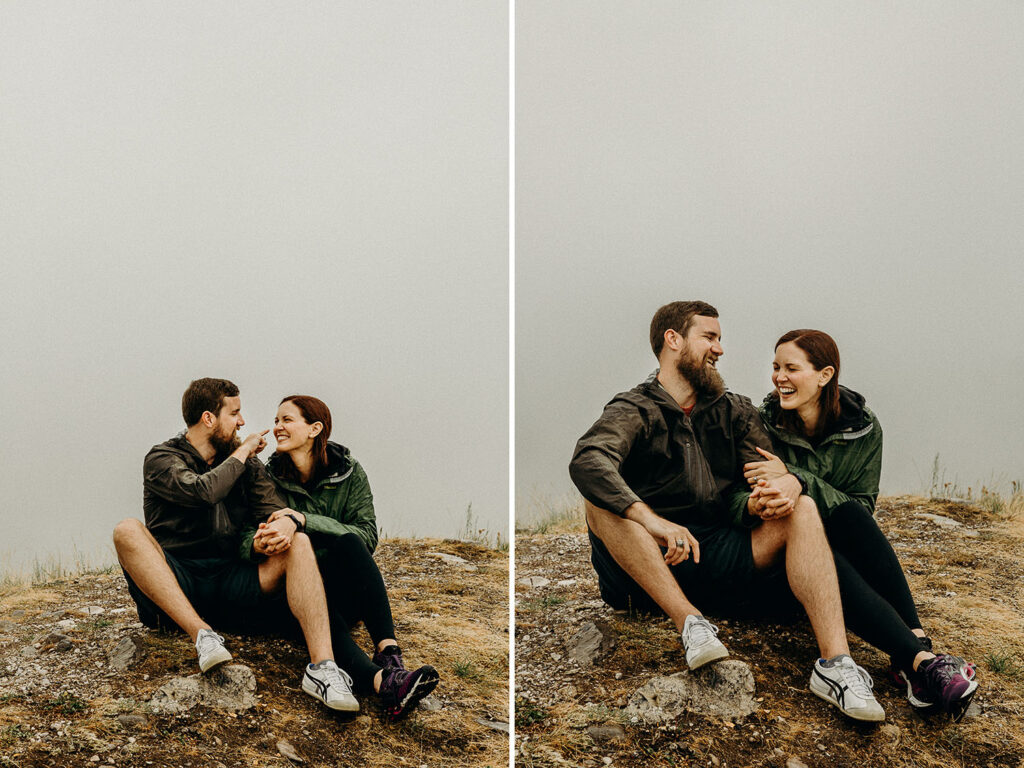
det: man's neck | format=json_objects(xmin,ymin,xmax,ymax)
[
  {"xmin": 656, "ymin": 365, "xmax": 699, "ymax": 411},
  {"xmin": 185, "ymin": 426, "xmax": 217, "ymax": 465}
]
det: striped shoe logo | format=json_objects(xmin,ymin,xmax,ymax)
[{"xmin": 814, "ymin": 667, "xmax": 848, "ymax": 708}]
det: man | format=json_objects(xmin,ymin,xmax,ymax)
[
  {"xmin": 113, "ymin": 378, "xmax": 357, "ymax": 712},
  {"xmin": 569, "ymin": 301, "xmax": 885, "ymax": 722}
]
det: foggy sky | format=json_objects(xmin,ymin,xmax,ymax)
[
  {"xmin": 516, "ymin": 2, "xmax": 1024, "ymax": 520},
  {"xmin": 0, "ymin": 2, "xmax": 508, "ymax": 573}
]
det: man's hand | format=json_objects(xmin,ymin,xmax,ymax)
[
  {"xmin": 623, "ymin": 501, "xmax": 700, "ymax": 566},
  {"xmin": 743, "ymin": 447, "xmax": 788, "ymax": 486},
  {"xmin": 234, "ymin": 430, "xmax": 270, "ymax": 462},
  {"xmin": 747, "ymin": 477, "xmax": 799, "ymax": 520},
  {"xmin": 253, "ymin": 516, "xmax": 296, "ymax": 555}
]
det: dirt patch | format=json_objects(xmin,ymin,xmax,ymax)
[
  {"xmin": 515, "ymin": 496, "xmax": 1024, "ymax": 768},
  {"xmin": 0, "ymin": 537, "xmax": 508, "ymax": 768}
]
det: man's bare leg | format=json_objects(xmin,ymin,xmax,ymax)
[
  {"xmin": 586, "ymin": 503, "xmax": 700, "ymax": 633},
  {"xmin": 112, "ymin": 518, "xmax": 209, "ymax": 642},
  {"xmin": 750, "ymin": 497, "xmax": 848, "ymax": 659},
  {"xmin": 258, "ymin": 533, "xmax": 333, "ymax": 663}
]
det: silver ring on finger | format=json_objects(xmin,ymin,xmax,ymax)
[{"xmin": 675, "ymin": 539, "xmax": 685, "ymax": 547}]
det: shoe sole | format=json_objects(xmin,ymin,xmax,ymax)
[
  {"xmin": 946, "ymin": 679, "xmax": 979, "ymax": 723},
  {"xmin": 302, "ymin": 674, "xmax": 360, "ymax": 713},
  {"xmin": 687, "ymin": 645, "xmax": 729, "ymax": 671},
  {"xmin": 199, "ymin": 649, "xmax": 232, "ymax": 674},
  {"xmin": 387, "ymin": 667, "xmax": 439, "ymax": 720},
  {"xmin": 809, "ymin": 673, "xmax": 885, "ymax": 722}
]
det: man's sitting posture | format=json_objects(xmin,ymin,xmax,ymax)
[
  {"xmin": 570, "ymin": 301, "xmax": 885, "ymax": 722},
  {"xmin": 113, "ymin": 378, "xmax": 358, "ymax": 712}
]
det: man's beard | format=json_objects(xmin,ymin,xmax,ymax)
[
  {"xmin": 676, "ymin": 349, "xmax": 726, "ymax": 399},
  {"xmin": 209, "ymin": 429, "xmax": 241, "ymax": 460}
]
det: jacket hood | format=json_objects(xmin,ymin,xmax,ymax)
[
  {"xmin": 760, "ymin": 385, "xmax": 872, "ymax": 436},
  {"xmin": 266, "ymin": 440, "xmax": 355, "ymax": 484},
  {"xmin": 610, "ymin": 369, "xmax": 727, "ymax": 416},
  {"xmin": 148, "ymin": 432, "xmax": 207, "ymax": 465}
]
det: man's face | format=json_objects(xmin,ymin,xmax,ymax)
[
  {"xmin": 208, "ymin": 395, "xmax": 244, "ymax": 454},
  {"xmin": 675, "ymin": 315, "xmax": 726, "ymax": 398}
]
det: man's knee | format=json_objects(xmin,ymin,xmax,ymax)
[
  {"xmin": 284, "ymin": 532, "xmax": 314, "ymax": 561},
  {"xmin": 791, "ymin": 496, "xmax": 822, "ymax": 527},
  {"xmin": 112, "ymin": 518, "xmax": 147, "ymax": 550}
]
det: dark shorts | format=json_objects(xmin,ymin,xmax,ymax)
[
  {"xmin": 588, "ymin": 522, "xmax": 801, "ymax": 621},
  {"xmin": 122, "ymin": 550, "xmax": 293, "ymax": 635}
]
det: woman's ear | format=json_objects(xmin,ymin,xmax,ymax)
[
  {"xmin": 309, "ymin": 421, "xmax": 324, "ymax": 438},
  {"xmin": 818, "ymin": 366, "xmax": 836, "ymax": 387}
]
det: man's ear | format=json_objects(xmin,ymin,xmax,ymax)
[
  {"xmin": 201, "ymin": 411, "xmax": 217, "ymax": 428},
  {"xmin": 664, "ymin": 328, "xmax": 683, "ymax": 352},
  {"xmin": 818, "ymin": 366, "xmax": 836, "ymax": 387}
]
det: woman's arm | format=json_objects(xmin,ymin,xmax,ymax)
[{"xmin": 300, "ymin": 463, "xmax": 379, "ymax": 553}]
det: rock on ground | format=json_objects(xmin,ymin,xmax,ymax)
[
  {"xmin": 148, "ymin": 663, "xmax": 257, "ymax": 714},
  {"xmin": 625, "ymin": 660, "xmax": 759, "ymax": 723}
]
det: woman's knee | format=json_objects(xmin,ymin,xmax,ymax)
[{"xmin": 326, "ymin": 532, "xmax": 370, "ymax": 558}]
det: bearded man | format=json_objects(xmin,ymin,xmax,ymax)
[{"xmin": 569, "ymin": 301, "xmax": 887, "ymax": 722}]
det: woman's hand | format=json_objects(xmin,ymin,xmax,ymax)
[
  {"xmin": 748, "ymin": 480, "xmax": 795, "ymax": 520},
  {"xmin": 743, "ymin": 447, "xmax": 788, "ymax": 486},
  {"xmin": 253, "ymin": 517, "xmax": 297, "ymax": 555}
]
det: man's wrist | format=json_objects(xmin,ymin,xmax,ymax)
[
  {"xmin": 284, "ymin": 512, "xmax": 305, "ymax": 533},
  {"xmin": 787, "ymin": 471, "xmax": 808, "ymax": 495}
]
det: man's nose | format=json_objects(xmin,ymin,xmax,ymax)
[
  {"xmin": 713, "ymin": 341, "xmax": 724, "ymax": 356},
  {"xmin": 238, "ymin": 415, "xmax": 245, "ymax": 428}
]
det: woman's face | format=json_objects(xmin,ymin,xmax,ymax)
[
  {"xmin": 772, "ymin": 341, "xmax": 829, "ymax": 413},
  {"xmin": 273, "ymin": 400, "xmax": 317, "ymax": 453}
]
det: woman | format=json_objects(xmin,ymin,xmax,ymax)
[
  {"xmin": 244, "ymin": 395, "xmax": 439, "ymax": 720},
  {"xmin": 744, "ymin": 329, "xmax": 977, "ymax": 719}
]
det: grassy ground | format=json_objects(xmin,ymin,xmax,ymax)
[
  {"xmin": 515, "ymin": 495, "xmax": 1024, "ymax": 768},
  {"xmin": 0, "ymin": 537, "xmax": 508, "ymax": 768}
]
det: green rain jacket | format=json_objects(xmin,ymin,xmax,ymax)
[
  {"xmin": 241, "ymin": 441, "xmax": 379, "ymax": 559},
  {"xmin": 758, "ymin": 386, "xmax": 882, "ymax": 517}
]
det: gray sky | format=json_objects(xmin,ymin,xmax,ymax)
[
  {"xmin": 516, "ymin": 1, "xmax": 1024, "ymax": 520},
  {"xmin": 0, "ymin": 2, "xmax": 508, "ymax": 573}
]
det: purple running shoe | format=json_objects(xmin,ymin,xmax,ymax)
[
  {"xmin": 918, "ymin": 654, "xmax": 979, "ymax": 722},
  {"xmin": 378, "ymin": 663, "xmax": 439, "ymax": 720}
]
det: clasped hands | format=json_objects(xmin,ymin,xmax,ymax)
[
  {"xmin": 253, "ymin": 508, "xmax": 307, "ymax": 556},
  {"xmin": 744, "ymin": 446, "xmax": 800, "ymax": 520}
]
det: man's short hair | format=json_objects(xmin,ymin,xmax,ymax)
[
  {"xmin": 182, "ymin": 378, "xmax": 239, "ymax": 426},
  {"xmin": 650, "ymin": 301, "xmax": 719, "ymax": 357}
]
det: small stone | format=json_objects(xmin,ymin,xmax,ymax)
[
  {"xmin": 20, "ymin": 646, "xmax": 39, "ymax": 659},
  {"xmin": 602, "ymin": 758, "xmax": 613, "ymax": 766},
  {"xmin": 117, "ymin": 715, "xmax": 148, "ymax": 729},
  {"xmin": 276, "ymin": 739, "xmax": 304, "ymax": 763},
  {"xmin": 568, "ymin": 621, "xmax": 616, "ymax": 666},
  {"xmin": 710, "ymin": 756, "xmax": 721, "ymax": 767},
  {"xmin": 425, "ymin": 552, "xmax": 478, "ymax": 571},
  {"xmin": 786, "ymin": 759, "xmax": 809, "ymax": 768},
  {"xmin": 586, "ymin": 724, "xmax": 626, "ymax": 742},
  {"xmin": 518, "ymin": 576, "xmax": 550, "ymax": 588},
  {"xmin": 108, "ymin": 636, "xmax": 146, "ymax": 671},
  {"xmin": 90, "ymin": 757, "xmax": 100, "ymax": 763},
  {"xmin": 475, "ymin": 718, "xmax": 510, "ymax": 733},
  {"xmin": 57, "ymin": 619, "xmax": 77, "ymax": 630},
  {"xmin": 614, "ymin": 672, "xmax": 622, "ymax": 680},
  {"xmin": 84, "ymin": 606, "xmax": 105, "ymax": 615},
  {"xmin": 964, "ymin": 702, "xmax": 983, "ymax": 719},
  {"xmin": 817, "ymin": 743, "xmax": 827, "ymax": 752},
  {"xmin": 419, "ymin": 695, "xmax": 442, "ymax": 712}
]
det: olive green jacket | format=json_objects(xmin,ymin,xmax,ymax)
[
  {"xmin": 758, "ymin": 386, "xmax": 882, "ymax": 517},
  {"xmin": 240, "ymin": 442, "xmax": 379, "ymax": 560}
]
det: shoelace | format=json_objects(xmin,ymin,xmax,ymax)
[
  {"xmin": 196, "ymin": 631, "xmax": 225, "ymax": 654},
  {"xmin": 321, "ymin": 664, "xmax": 354, "ymax": 693},
  {"xmin": 837, "ymin": 660, "xmax": 875, "ymax": 699},
  {"xmin": 923, "ymin": 654, "xmax": 968, "ymax": 685},
  {"xmin": 685, "ymin": 619, "xmax": 720, "ymax": 647}
]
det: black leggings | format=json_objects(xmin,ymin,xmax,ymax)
[
  {"xmin": 317, "ymin": 533, "xmax": 397, "ymax": 694},
  {"xmin": 825, "ymin": 500, "xmax": 924, "ymax": 671}
]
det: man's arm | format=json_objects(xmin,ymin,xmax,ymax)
[
  {"xmin": 569, "ymin": 402, "xmax": 646, "ymax": 515},
  {"xmin": 144, "ymin": 432, "xmax": 266, "ymax": 507}
]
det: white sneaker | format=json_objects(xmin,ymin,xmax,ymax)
[
  {"xmin": 809, "ymin": 655, "xmax": 885, "ymax": 722},
  {"xmin": 195, "ymin": 628, "xmax": 232, "ymax": 673},
  {"xmin": 302, "ymin": 660, "xmax": 359, "ymax": 712},
  {"xmin": 681, "ymin": 614, "xmax": 729, "ymax": 670}
]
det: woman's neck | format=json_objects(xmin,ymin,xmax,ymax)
[
  {"xmin": 797, "ymin": 401, "xmax": 821, "ymax": 437},
  {"xmin": 290, "ymin": 449, "xmax": 315, "ymax": 483}
]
